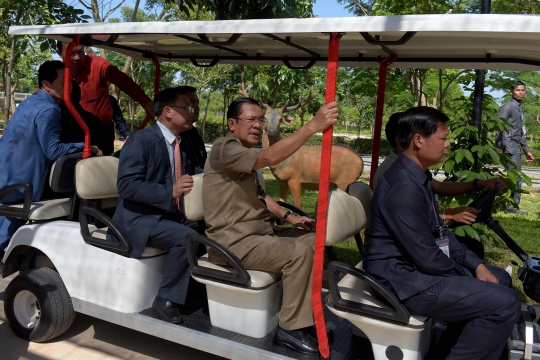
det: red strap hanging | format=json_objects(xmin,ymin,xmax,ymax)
[
  {"xmin": 369, "ymin": 55, "xmax": 397, "ymax": 189},
  {"xmin": 138, "ymin": 53, "xmax": 161, "ymax": 130},
  {"xmin": 64, "ymin": 36, "xmax": 92, "ymax": 159},
  {"xmin": 313, "ymin": 32, "xmax": 342, "ymax": 360}
]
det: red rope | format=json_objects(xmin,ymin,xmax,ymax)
[
  {"xmin": 137, "ymin": 53, "xmax": 160, "ymax": 130},
  {"xmin": 369, "ymin": 55, "xmax": 397, "ymax": 189},
  {"xmin": 64, "ymin": 37, "xmax": 92, "ymax": 159},
  {"xmin": 313, "ymin": 32, "xmax": 342, "ymax": 360}
]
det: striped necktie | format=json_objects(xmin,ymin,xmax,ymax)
[{"xmin": 174, "ymin": 137, "xmax": 182, "ymax": 212}]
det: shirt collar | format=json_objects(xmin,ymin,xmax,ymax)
[
  {"xmin": 397, "ymin": 152, "xmax": 432, "ymax": 186},
  {"xmin": 157, "ymin": 121, "xmax": 180, "ymax": 145}
]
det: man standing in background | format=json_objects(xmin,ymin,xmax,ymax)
[
  {"xmin": 496, "ymin": 80, "xmax": 535, "ymax": 215},
  {"xmin": 177, "ymin": 86, "xmax": 207, "ymax": 174}
]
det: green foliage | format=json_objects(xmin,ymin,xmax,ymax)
[{"xmin": 434, "ymin": 95, "xmax": 532, "ymax": 246}]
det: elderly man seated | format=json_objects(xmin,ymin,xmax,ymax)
[
  {"xmin": 364, "ymin": 106, "xmax": 521, "ymax": 360},
  {"xmin": 109, "ymin": 87, "xmax": 201, "ymax": 324},
  {"xmin": 202, "ymin": 97, "xmax": 337, "ymax": 354}
]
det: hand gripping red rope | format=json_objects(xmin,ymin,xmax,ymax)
[
  {"xmin": 137, "ymin": 53, "xmax": 160, "ymax": 130},
  {"xmin": 313, "ymin": 32, "xmax": 342, "ymax": 359},
  {"xmin": 64, "ymin": 37, "xmax": 92, "ymax": 159}
]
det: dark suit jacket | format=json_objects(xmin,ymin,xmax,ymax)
[
  {"xmin": 180, "ymin": 126, "xmax": 207, "ymax": 174},
  {"xmin": 364, "ymin": 154, "xmax": 483, "ymax": 300},
  {"xmin": 111, "ymin": 123, "xmax": 194, "ymax": 258}
]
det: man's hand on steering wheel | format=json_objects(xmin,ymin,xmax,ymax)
[
  {"xmin": 286, "ymin": 215, "xmax": 315, "ymax": 232},
  {"xmin": 477, "ymin": 178, "xmax": 507, "ymax": 192}
]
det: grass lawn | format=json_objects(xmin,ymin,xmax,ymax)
[{"xmin": 261, "ymin": 169, "xmax": 540, "ymax": 303}]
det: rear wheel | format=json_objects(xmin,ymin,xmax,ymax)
[{"xmin": 4, "ymin": 267, "xmax": 75, "ymax": 342}]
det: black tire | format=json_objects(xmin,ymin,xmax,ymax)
[{"xmin": 4, "ymin": 267, "xmax": 75, "ymax": 342}]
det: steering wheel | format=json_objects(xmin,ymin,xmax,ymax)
[{"xmin": 448, "ymin": 182, "xmax": 501, "ymax": 228}]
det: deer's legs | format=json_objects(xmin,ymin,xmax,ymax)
[
  {"xmin": 289, "ymin": 182, "xmax": 302, "ymax": 208},
  {"xmin": 279, "ymin": 183, "xmax": 289, "ymax": 203}
]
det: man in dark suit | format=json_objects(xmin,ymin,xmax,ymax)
[
  {"xmin": 364, "ymin": 107, "xmax": 521, "ymax": 360},
  {"xmin": 109, "ymin": 87, "xmax": 197, "ymax": 324}
]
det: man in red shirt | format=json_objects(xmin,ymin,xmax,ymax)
[{"xmin": 57, "ymin": 41, "xmax": 154, "ymax": 153}]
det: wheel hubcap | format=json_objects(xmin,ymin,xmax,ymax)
[{"xmin": 13, "ymin": 290, "xmax": 41, "ymax": 329}]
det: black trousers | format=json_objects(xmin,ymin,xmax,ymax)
[
  {"xmin": 506, "ymin": 151, "xmax": 523, "ymax": 206},
  {"xmin": 146, "ymin": 218, "xmax": 198, "ymax": 305},
  {"xmin": 403, "ymin": 265, "xmax": 521, "ymax": 360}
]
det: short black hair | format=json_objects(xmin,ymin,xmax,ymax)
[
  {"xmin": 397, "ymin": 106, "xmax": 449, "ymax": 149},
  {"xmin": 226, "ymin": 98, "xmax": 261, "ymax": 131},
  {"xmin": 385, "ymin": 112, "xmax": 402, "ymax": 148},
  {"xmin": 511, "ymin": 80, "xmax": 526, "ymax": 90},
  {"xmin": 154, "ymin": 87, "xmax": 189, "ymax": 117},
  {"xmin": 38, "ymin": 60, "xmax": 64, "ymax": 89},
  {"xmin": 176, "ymin": 85, "xmax": 197, "ymax": 93}
]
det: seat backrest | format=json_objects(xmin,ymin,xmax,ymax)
[
  {"xmin": 76, "ymin": 157, "xmax": 119, "ymax": 200},
  {"xmin": 184, "ymin": 173, "xmax": 204, "ymax": 221},
  {"xmin": 49, "ymin": 152, "xmax": 83, "ymax": 193},
  {"xmin": 325, "ymin": 182, "xmax": 372, "ymax": 246}
]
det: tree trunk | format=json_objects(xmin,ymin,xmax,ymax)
[
  {"xmin": 4, "ymin": 7, "xmax": 23, "ymax": 126},
  {"xmin": 202, "ymin": 91, "xmax": 211, "ymax": 141}
]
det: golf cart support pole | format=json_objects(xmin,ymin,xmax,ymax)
[
  {"xmin": 471, "ymin": 0, "xmax": 491, "ymax": 147},
  {"xmin": 313, "ymin": 32, "xmax": 342, "ymax": 359},
  {"xmin": 138, "ymin": 53, "xmax": 161, "ymax": 130},
  {"xmin": 369, "ymin": 55, "xmax": 397, "ymax": 189},
  {"xmin": 64, "ymin": 36, "xmax": 92, "ymax": 159}
]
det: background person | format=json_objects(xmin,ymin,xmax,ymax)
[
  {"xmin": 0, "ymin": 60, "xmax": 101, "ymax": 259},
  {"xmin": 177, "ymin": 86, "xmax": 207, "ymax": 174},
  {"xmin": 496, "ymin": 80, "xmax": 534, "ymax": 215},
  {"xmin": 57, "ymin": 41, "xmax": 154, "ymax": 154},
  {"xmin": 202, "ymin": 97, "xmax": 338, "ymax": 354},
  {"xmin": 109, "ymin": 95, "xmax": 131, "ymax": 140},
  {"xmin": 364, "ymin": 106, "xmax": 520, "ymax": 360}
]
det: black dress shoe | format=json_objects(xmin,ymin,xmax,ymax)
[
  {"xmin": 273, "ymin": 325, "xmax": 319, "ymax": 354},
  {"xmin": 305, "ymin": 325, "xmax": 335, "ymax": 342},
  {"xmin": 152, "ymin": 296, "xmax": 183, "ymax": 324},
  {"xmin": 506, "ymin": 206, "xmax": 528, "ymax": 215}
]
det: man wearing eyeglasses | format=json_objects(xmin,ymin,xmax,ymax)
[
  {"xmin": 202, "ymin": 97, "xmax": 338, "ymax": 354},
  {"xmin": 108, "ymin": 87, "xmax": 202, "ymax": 324}
]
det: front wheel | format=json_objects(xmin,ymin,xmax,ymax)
[{"xmin": 4, "ymin": 267, "xmax": 75, "ymax": 342}]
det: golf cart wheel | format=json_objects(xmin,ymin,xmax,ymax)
[{"xmin": 4, "ymin": 267, "xmax": 75, "ymax": 342}]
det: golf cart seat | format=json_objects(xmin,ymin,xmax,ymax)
[
  {"xmin": 0, "ymin": 152, "xmax": 82, "ymax": 221},
  {"xmin": 184, "ymin": 172, "xmax": 282, "ymax": 338},
  {"xmin": 327, "ymin": 261, "xmax": 431, "ymax": 360},
  {"xmin": 75, "ymin": 156, "xmax": 167, "ymax": 258}
]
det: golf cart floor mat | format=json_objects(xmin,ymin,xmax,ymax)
[
  {"xmin": 508, "ymin": 311, "xmax": 540, "ymax": 360},
  {"xmin": 140, "ymin": 292, "xmax": 374, "ymax": 360}
]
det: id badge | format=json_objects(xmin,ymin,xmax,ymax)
[{"xmin": 435, "ymin": 236, "xmax": 450, "ymax": 257}]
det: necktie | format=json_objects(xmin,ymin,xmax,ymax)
[{"xmin": 174, "ymin": 138, "xmax": 182, "ymax": 212}]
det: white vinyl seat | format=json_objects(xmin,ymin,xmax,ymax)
[
  {"xmin": 0, "ymin": 153, "xmax": 84, "ymax": 221},
  {"xmin": 76, "ymin": 156, "xmax": 166, "ymax": 258},
  {"xmin": 184, "ymin": 171, "xmax": 283, "ymax": 339}
]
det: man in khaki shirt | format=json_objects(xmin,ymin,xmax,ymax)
[{"xmin": 203, "ymin": 97, "xmax": 338, "ymax": 354}]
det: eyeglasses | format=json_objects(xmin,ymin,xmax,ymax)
[
  {"xmin": 236, "ymin": 117, "xmax": 267, "ymax": 125},
  {"xmin": 169, "ymin": 105, "xmax": 194, "ymax": 113}
]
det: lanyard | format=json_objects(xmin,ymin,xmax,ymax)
[
  {"xmin": 429, "ymin": 193, "xmax": 444, "ymax": 238},
  {"xmin": 511, "ymin": 100, "xmax": 524, "ymax": 122}
]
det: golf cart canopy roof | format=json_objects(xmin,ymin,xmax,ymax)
[{"xmin": 8, "ymin": 14, "xmax": 540, "ymax": 70}]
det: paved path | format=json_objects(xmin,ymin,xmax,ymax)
[{"xmin": 0, "ymin": 274, "xmax": 224, "ymax": 360}]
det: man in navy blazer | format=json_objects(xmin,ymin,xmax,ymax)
[
  {"xmin": 110, "ymin": 87, "xmax": 198, "ymax": 324},
  {"xmin": 364, "ymin": 107, "xmax": 521, "ymax": 360}
]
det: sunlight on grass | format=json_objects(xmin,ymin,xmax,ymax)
[{"xmin": 262, "ymin": 168, "xmax": 540, "ymax": 302}]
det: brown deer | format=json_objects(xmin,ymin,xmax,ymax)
[{"xmin": 240, "ymin": 74, "xmax": 364, "ymax": 208}]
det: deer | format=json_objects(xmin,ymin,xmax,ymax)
[{"xmin": 240, "ymin": 73, "xmax": 364, "ymax": 209}]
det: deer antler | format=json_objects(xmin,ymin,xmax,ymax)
[
  {"xmin": 283, "ymin": 88, "xmax": 315, "ymax": 113},
  {"xmin": 239, "ymin": 65, "xmax": 257, "ymax": 99}
]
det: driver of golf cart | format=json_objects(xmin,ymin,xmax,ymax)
[{"xmin": 364, "ymin": 106, "xmax": 521, "ymax": 360}]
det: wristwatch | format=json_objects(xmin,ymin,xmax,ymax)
[{"xmin": 283, "ymin": 210, "xmax": 293, "ymax": 221}]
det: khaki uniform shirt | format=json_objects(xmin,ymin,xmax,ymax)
[{"xmin": 203, "ymin": 133, "xmax": 274, "ymax": 260}]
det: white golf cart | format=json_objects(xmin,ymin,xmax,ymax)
[{"xmin": 3, "ymin": 14, "xmax": 540, "ymax": 360}]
